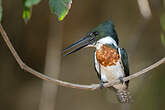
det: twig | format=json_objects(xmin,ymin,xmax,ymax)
[
  {"xmin": 137, "ymin": 0, "xmax": 152, "ymax": 19},
  {"xmin": 0, "ymin": 23, "xmax": 165, "ymax": 90}
]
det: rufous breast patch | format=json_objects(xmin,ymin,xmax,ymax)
[{"xmin": 96, "ymin": 45, "xmax": 120, "ymax": 66}]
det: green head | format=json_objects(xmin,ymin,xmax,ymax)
[
  {"xmin": 86, "ymin": 20, "xmax": 119, "ymax": 44},
  {"xmin": 63, "ymin": 20, "xmax": 119, "ymax": 56}
]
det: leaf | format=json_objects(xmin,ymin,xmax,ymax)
[
  {"xmin": 22, "ymin": 0, "xmax": 41, "ymax": 23},
  {"xmin": 49, "ymin": 0, "xmax": 72, "ymax": 21},
  {"xmin": 22, "ymin": 7, "xmax": 31, "ymax": 23},
  {"xmin": 0, "ymin": 0, "xmax": 2, "ymax": 21},
  {"xmin": 160, "ymin": 32, "xmax": 165, "ymax": 47},
  {"xmin": 160, "ymin": 13, "xmax": 165, "ymax": 31},
  {"xmin": 24, "ymin": 0, "xmax": 40, "ymax": 7}
]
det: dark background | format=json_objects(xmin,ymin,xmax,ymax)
[{"xmin": 0, "ymin": 0, "xmax": 165, "ymax": 110}]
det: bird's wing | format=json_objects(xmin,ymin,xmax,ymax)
[{"xmin": 120, "ymin": 48, "xmax": 130, "ymax": 85}]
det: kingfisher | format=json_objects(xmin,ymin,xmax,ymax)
[{"xmin": 63, "ymin": 20, "xmax": 132, "ymax": 103}]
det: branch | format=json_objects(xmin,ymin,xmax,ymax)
[{"xmin": 0, "ymin": 23, "xmax": 165, "ymax": 90}]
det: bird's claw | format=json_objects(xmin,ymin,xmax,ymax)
[
  {"xmin": 99, "ymin": 80, "xmax": 104, "ymax": 88},
  {"xmin": 119, "ymin": 77, "xmax": 124, "ymax": 84}
]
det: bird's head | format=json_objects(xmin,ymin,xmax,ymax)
[{"xmin": 63, "ymin": 20, "xmax": 119, "ymax": 56}]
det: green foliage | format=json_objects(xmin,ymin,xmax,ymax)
[
  {"xmin": 0, "ymin": 0, "xmax": 72, "ymax": 22},
  {"xmin": 160, "ymin": 13, "xmax": 165, "ymax": 31},
  {"xmin": 49, "ymin": 0, "xmax": 72, "ymax": 21},
  {"xmin": 160, "ymin": 32, "xmax": 165, "ymax": 46},
  {"xmin": 22, "ymin": 0, "xmax": 41, "ymax": 23},
  {"xmin": 22, "ymin": 7, "xmax": 31, "ymax": 23},
  {"xmin": 0, "ymin": 0, "xmax": 2, "ymax": 21},
  {"xmin": 24, "ymin": 0, "xmax": 40, "ymax": 7},
  {"xmin": 160, "ymin": 13, "xmax": 165, "ymax": 46}
]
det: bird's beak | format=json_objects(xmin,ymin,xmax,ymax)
[{"xmin": 63, "ymin": 35, "xmax": 95, "ymax": 56}]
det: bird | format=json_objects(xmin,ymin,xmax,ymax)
[{"xmin": 63, "ymin": 20, "xmax": 132, "ymax": 103}]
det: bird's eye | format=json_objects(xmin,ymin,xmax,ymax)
[
  {"xmin": 93, "ymin": 31, "xmax": 99, "ymax": 36},
  {"xmin": 89, "ymin": 31, "xmax": 99, "ymax": 37}
]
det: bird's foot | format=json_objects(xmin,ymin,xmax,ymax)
[
  {"xmin": 119, "ymin": 77, "xmax": 124, "ymax": 84},
  {"xmin": 99, "ymin": 80, "xmax": 104, "ymax": 88}
]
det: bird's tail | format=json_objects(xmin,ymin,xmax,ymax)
[{"xmin": 116, "ymin": 89, "xmax": 133, "ymax": 103}]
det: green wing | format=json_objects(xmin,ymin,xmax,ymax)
[{"xmin": 120, "ymin": 48, "xmax": 130, "ymax": 85}]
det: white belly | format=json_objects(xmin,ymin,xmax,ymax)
[{"xmin": 94, "ymin": 52, "xmax": 125, "ymax": 82}]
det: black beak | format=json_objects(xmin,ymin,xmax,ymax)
[{"xmin": 63, "ymin": 35, "xmax": 95, "ymax": 56}]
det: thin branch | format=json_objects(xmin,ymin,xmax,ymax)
[
  {"xmin": 137, "ymin": 0, "xmax": 152, "ymax": 19},
  {"xmin": 0, "ymin": 23, "xmax": 165, "ymax": 91}
]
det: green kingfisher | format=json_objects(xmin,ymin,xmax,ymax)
[{"xmin": 63, "ymin": 20, "xmax": 132, "ymax": 103}]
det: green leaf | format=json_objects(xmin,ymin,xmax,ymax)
[
  {"xmin": 22, "ymin": 0, "xmax": 41, "ymax": 23},
  {"xmin": 24, "ymin": 0, "xmax": 40, "ymax": 7},
  {"xmin": 160, "ymin": 32, "xmax": 165, "ymax": 47},
  {"xmin": 22, "ymin": 7, "xmax": 31, "ymax": 23},
  {"xmin": 49, "ymin": 0, "xmax": 72, "ymax": 21},
  {"xmin": 0, "ymin": 0, "xmax": 2, "ymax": 21},
  {"xmin": 160, "ymin": 13, "xmax": 165, "ymax": 31}
]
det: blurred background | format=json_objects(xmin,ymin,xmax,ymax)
[{"xmin": 0, "ymin": 0, "xmax": 165, "ymax": 110}]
